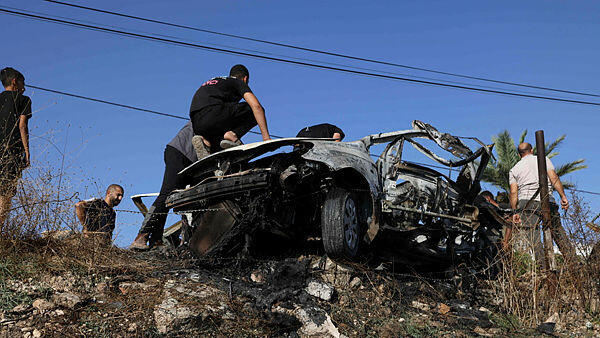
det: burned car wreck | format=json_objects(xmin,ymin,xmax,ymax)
[{"xmin": 166, "ymin": 121, "xmax": 507, "ymax": 270}]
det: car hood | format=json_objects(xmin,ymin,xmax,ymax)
[
  {"xmin": 179, "ymin": 137, "xmax": 337, "ymax": 177},
  {"xmin": 179, "ymin": 137, "xmax": 380, "ymax": 196}
]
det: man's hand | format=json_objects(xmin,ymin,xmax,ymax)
[
  {"xmin": 560, "ymin": 195, "xmax": 569, "ymax": 210},
  {"xmin": 23, "ymin": 150, "xmax": 30, "ymax": 168},
  {"xmin": 263, "ymin": 136, "xmax": 272, "ymax": 141},
  {"xmin": 512, "ymin": 213, "xmax": 521, "ymax": 224}
]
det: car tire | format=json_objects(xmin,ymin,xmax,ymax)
[{"xmin": 321, "ymin": 188, "xmax": 361, "ymax": 260}]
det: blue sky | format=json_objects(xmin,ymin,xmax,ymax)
[{"xmin": 2, "ymin": 1, "xmax": 599, "ymax": 246}]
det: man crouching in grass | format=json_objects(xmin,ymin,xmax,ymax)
[
  {"xmin": 75, "ymin": 184, "xmax": 124, "ymax": 245},
  {"xmin": 0, "ymin": 67, "xmax": 32, "ymax": 229}
]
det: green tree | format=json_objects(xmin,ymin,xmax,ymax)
[{"xmin": 482, "ymin": 130, "xmax": 586, "ymax": 193}]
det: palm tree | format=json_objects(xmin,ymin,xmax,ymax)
[{"xmin": 482, "ymin": 130, "xmax": 586, "ymax": 193}]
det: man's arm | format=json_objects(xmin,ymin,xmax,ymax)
[
  {"xmin": 18, "ymin": 115, "xmax": 30, "ymax": 167},
  {"xmin": 548, "ymin": 169, "xmax": 569, "ymax": 209},
  {"xmin": 509, "ymin": 182, "xmax": 521, "ymax": 224},
  {"xmin": 75, "ymin": 201, "xmax": 88, "ymax": 231},
  {"xmin": 503, "ymin": 226, "xmax": 513, "ymax": 251},
  {"xmin": 243, "ymin": 92, "xmax": 270, "ymax": 141}
]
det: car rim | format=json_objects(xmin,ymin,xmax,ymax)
[{"xmin": 343, "ymin": 196, "xmax": 358, "ymax": 251}]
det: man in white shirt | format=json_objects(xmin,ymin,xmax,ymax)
[{"xmin": 508, "ymin": 142, "xmax": 575, "ymax": 267}]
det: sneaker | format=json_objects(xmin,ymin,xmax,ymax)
[
  {"xmin": 192, "ymin": 135, "xmax": 211, "ymax": 160},
  {"xmin": 220, "ymin": 139, "xmax": 242, "ymax": 149}
]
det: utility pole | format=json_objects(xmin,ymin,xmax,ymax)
[{"xmin": 535, "ymin": 130, "xmax": 556, "ymax": 270}]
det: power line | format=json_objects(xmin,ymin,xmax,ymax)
[
  {"xmin": 27, "ymin": 84, "xmax": 283, "ymax": 138},
  {"xmin": 4, "ymin": 8, "xmax": 600, "ymax": 107},
  {"xmin": 20, "ymin": 85, "xmax": 600, "ymax": 198},
  {"xmin": 28, "ymin": 85, "xmax": 187, "ymax": 120},
  {"xmin": 44, "ymin": 0, "xmax": 600, "ymax": 98},
  {"xmin": 2, "ymin": 5, "xmax": 550, "ymax": 97}
]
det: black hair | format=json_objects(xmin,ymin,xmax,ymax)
[
  {"xmin": 229, "ymin": 64, "xmax": 249, "ymax": 79},
  {"xmin": 480, "ymin": 190, "xmax": 494, "ymax": 200},
  {"xmin": 1, "ymin": 67, "xmax": 25, "ymax": 87},
  {"xmin": 106, "ymin": 184, "xmax": 124, "ymax": 195}
]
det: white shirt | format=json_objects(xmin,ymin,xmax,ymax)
[{"xmin": 509, "ymin": 154, "xmax": 555, "ymax": 202}]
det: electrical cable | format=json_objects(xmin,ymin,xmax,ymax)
[
  {"xmin": 44, "ymin": 0, "xmax": 600, "ymax": 98},
  {"xmin": 27, "ymin": 84, "xmax": 284, "ymax": 138},
  {"xmin": 1, "ymin": 5, "xmax": 552, "ymax": 97},
  {"xmin": 21, "ymin": 85, "xmax": 600, "ymax": 198},
  {"xmin": 3, "ymin": 8, "xmax": 600, "ymax": 107}
]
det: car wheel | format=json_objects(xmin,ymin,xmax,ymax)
[{"xmin": 321, "ymin": 188, "xmax": 361, "ymax": 260}]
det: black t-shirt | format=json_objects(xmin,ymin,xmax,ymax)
[
  {"xmin": 84, "ymin": 198, "xmax": 116, "ymax": 236},
  {"xmin": 189, "ymin": 76, "xmax": 252, "ymax": 114},
  {"xmin": 296, "ymin": 123, "xmax": 345, "ymax": 140},
  {"xmin": 0, "ymin": 91, "xmax": 31, "ymax": 154}
]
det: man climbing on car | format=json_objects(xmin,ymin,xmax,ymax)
[{"xmin": 189, "ymin": 64, "xmax": 271, "ymax": 158}]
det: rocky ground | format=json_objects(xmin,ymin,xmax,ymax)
[{"xmin": 0, "ymin": 238, "xmax": 599, "ymax": 337}]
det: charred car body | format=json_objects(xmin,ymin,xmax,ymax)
[{"xmin": 166, "ymin": 121, "xmax": 506, "ymax": 269}]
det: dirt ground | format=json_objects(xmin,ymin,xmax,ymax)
[{"xmin": 0, "ymin": 237, "xmax": 598, "ymax": 337}]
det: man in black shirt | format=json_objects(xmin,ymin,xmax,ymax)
[
  {"xmin": 189, "ymin": 64, "xmax": 270, "ymax": 154},
  {"xmin": 296, "ymin": 123, "xmax": 345, "ymax": 141},
  {"xmin": 129, "ymin": 122, "xmax": 197, "ymax": 250},
  {"xmin": 75, "ymin": 184, "xmax": 124, "ymax": 245},
  {"xmin": 0, "ymin": 67, "xmax": 32, "ymax": 227}
]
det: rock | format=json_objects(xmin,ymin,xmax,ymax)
[
  {"xmin": 305, "ymin": 281, "xmax": 334, "ymax": 301},
  {"xmin": 398, "ymin": 317, "xmax": 405, "ymax": 323},
  {"xmin": 436, "ymin": 303, "xmax": 451, "ymax": 315},
  {"xmin": 411, "ymin": 300, "xmax": 430, "ymax": 312},
  {"xmin": 52, "ymin": 309, "xmax": 65, "ymax": 317},
  {"xmin": 536, "ymin": 322, "xmax": 555, "ymax": 335},
  {"xmin": 349, "ymin": 277, "xmax": 361, "ymax": 288},
  {"xmin": 154, "ymin": 280, "xmax": 229, "ymax": 334},
  {"xmin": 586, "ymin": 321, "xmax": 593, "ymax": 330},
  {"xmin": 250, "ymin": 271, "xmax": 265, "ymax": 284},
  {"xmin": 48, "ymin": 275, "xmax": 76, "ymax": 292},
  {"xmin": 154, "ymin": 297, "xmax": 193, "ymax": 334},
  {"xmin": 473, "ymin": 326, "xmax": 492, "ymax": 337},
  {"xmin": 95, "ymin": 282, "xmax": 109, "ymax": 294},
  {"xmin": 118, "ymin": 282, "xmax": 153, "ymax": 294},
  {"xmin": 478, "ymin": 307, "xmax": 491, "ymax": 315},
  {"xmin": 11, "ymin": 304, "xmax": 31, "ymax": 314},
  {"xmin": 32, "ymin": 329, "xmax": 42, "ymax": 338},
  {"xmin": 53, "ymin": 292, "xmax": 81, "ymax": 309},
  {"xmin": 274, "ymin": 305, "xmax": 342, "ymax": 337},
  {"xmin": 127, "ymin": 323, "xmax": 138, "ymax": 332},
  {"xmin": 32, "ymin": 299, "xmax": 55, "ymax": 312},
  {"xmin": 313, "ymin": 258, "xmax": 352, "ymax": 287}
]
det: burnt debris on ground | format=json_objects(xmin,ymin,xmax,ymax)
[{"xmin": 2, "ymin": 238, "xmax": 599, "ymax": 337}]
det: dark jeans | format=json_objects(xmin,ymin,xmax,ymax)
[
  {"xmin": 518, "ymin": 200, "xmax": 577, "ymax": 267},
  {"xmin": 139, "ymin": 146, "xmax": 192, "ymax": 243},
  {"xmin": 190, "ymin": 102, "xmax": 257, "ymax": 153}
]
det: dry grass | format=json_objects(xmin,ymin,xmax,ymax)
[{"xmin": 487, "ymin": 189, "xmax": 600, "ymax": 327}]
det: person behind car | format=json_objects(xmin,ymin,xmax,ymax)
[
  {"xmin": 296, "ymin": 123, "xmax": 345, "ymax": 141},
  {"xmin": 129, "ymin": 122, "xmax": 197, "ymax": 250},
  {"xmin": 508, "ymin": 142, "xmax": 576, "ymax": 267},
  {"xmin": 478, "ymin": 190, "xmax": 513, "ymax": 251},
  {"xmin": 75, "ymin": 184, "xmax": 124, "ymax": 245},
  {"xmin": 189, "ymin": 64, "xmax": 270, "ymax": 158},
  {"xmin": 0, "ymin": 67, "xmax": 32, "ymax": 228}
]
